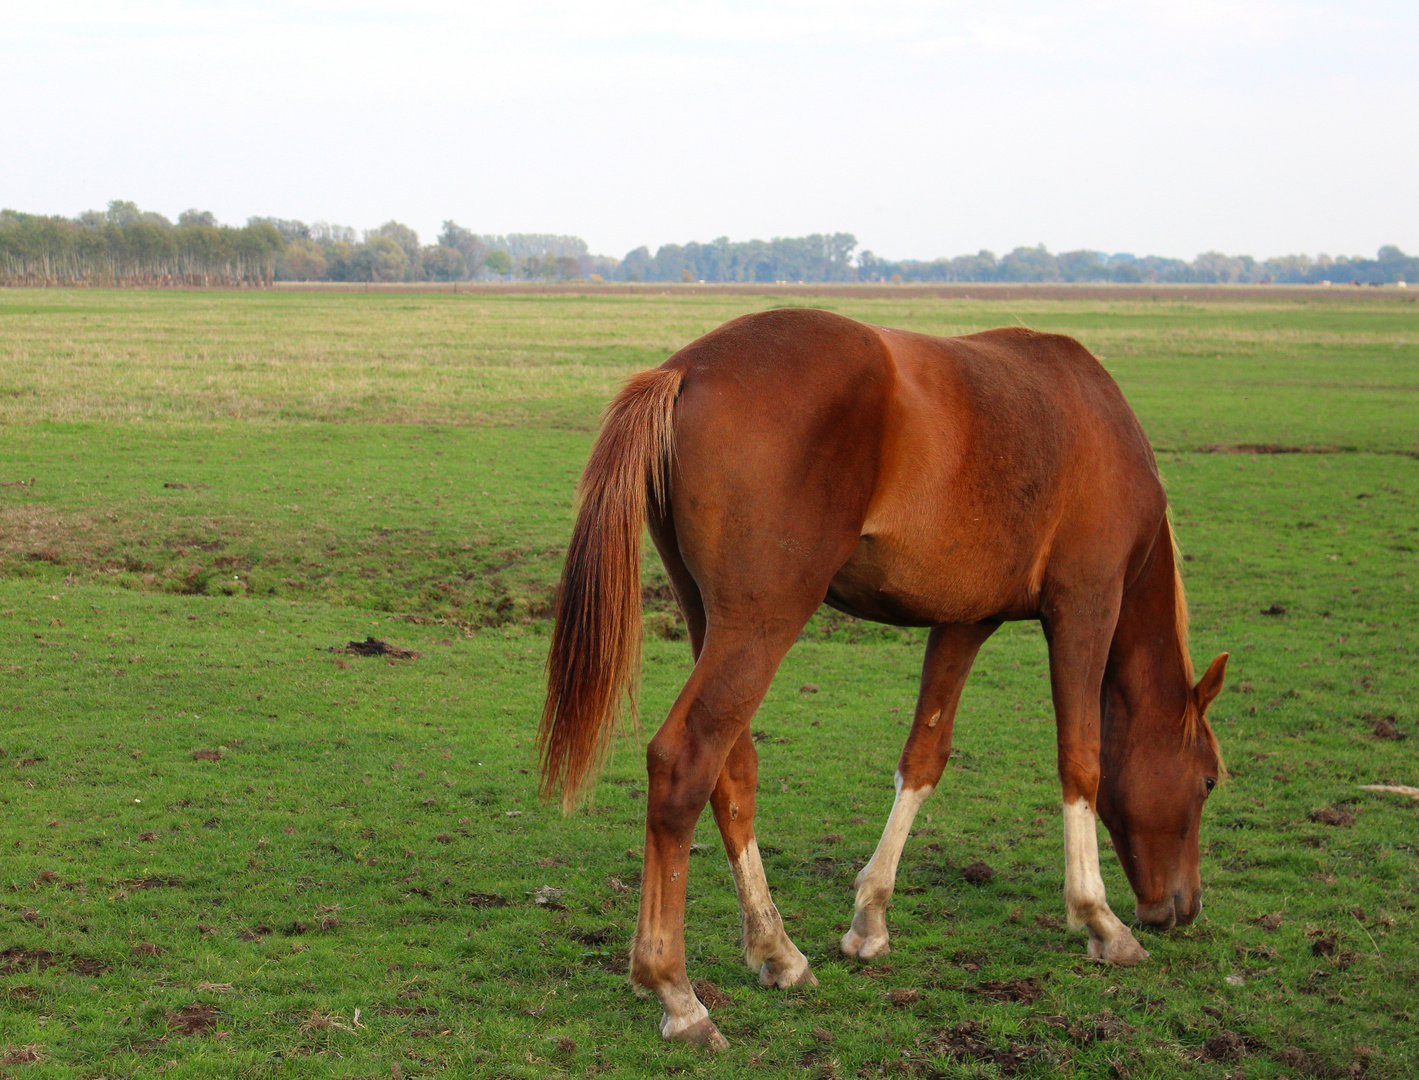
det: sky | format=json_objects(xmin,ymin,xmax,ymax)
[{"xmin": 2, "ymin": 0, "xmax": 1416, "ymax": 262}]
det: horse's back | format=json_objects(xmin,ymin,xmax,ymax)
[{"xmin": 659, "ymin": 310, "xmax": 1165, "ymax": 626}]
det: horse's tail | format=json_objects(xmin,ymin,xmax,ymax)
[{"xmin": 539, "ymin": 366, "xmax": 684, "ymax": 812}]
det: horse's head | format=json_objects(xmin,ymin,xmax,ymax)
[{"xmin": 1097, "ymin": 652, "xmax": 1228, "ymax": 930}]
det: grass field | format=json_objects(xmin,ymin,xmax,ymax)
[{"xmin": 0, "ymin": 288, "xmax": 1415, "ymax": 1078}]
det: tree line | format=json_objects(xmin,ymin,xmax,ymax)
[
  {"xmin": 858, "ymin": 244, "xmax": 1418, "ymax": 286},
  {"xmin": 1, "ymin": 201, "xmax": 1414, "ymax": 287},
  {"xmin": 0, "ymin": 203, "xmax": 282, "ymax": 286}
]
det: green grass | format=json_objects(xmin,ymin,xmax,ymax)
[{"xmin": 0, "ymin": 288, "xmax": 1415, "ymax": 1078}]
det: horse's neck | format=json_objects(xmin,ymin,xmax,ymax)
[{"xmin": 1105, "ymin": 529, "xmax": 1192, "ymax": 740}]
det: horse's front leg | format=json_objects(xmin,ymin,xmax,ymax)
[
  {"xmin": 843, "ymin": 622, "xmax": 995, "ymax": 960},
  {"xmin": 710, "ymin": 728, "xmax": 816, "ymax": 988},
  {"xmin": 1045, "ymin": 596, "xmax": 1149, "ymax": 965}
]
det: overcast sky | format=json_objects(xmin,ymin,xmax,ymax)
[{"xmin": 3, "ymin": 1, "xmax": 1415, "ymax": 261}]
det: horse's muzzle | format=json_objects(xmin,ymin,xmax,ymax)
[{"xmin": 1135, "ymin": 890, "xmax": 1202, "ymax": 929}]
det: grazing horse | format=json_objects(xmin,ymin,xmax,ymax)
[{"xmin": 540, "ymin": 309, "xmax": 1227, "ymax": 1049}]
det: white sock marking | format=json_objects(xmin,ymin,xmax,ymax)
[
  {"xmin": 1062, "ymin": 796, "xmax": 1109, "ymax": 928},
  {"xmin": 1060, "ymin": 796, "xmax": 1142, "ymax": 961},
  {"xmin": 843, "ymin": 772, "xmax": 934, "ymax": 957},
  {"xmin": 728, "ymin": 838, "xmax": 811, "ymax": 982}
]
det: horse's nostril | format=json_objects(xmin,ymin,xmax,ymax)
[{"xmin": 1175, "ymin": 891, "xmax": 1203, "ymax": 927}]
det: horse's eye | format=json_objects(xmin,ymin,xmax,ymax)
[{"xmin": 1204, "ymin": 777, "xmax": 1217, "ymax": 793}]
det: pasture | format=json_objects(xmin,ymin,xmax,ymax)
[{"xmin": 0, "ymin": 288, "xmax": 1415, "ymax": 1078}]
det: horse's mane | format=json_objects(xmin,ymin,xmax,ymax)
[{"xmin": 1168, "ymin": 518, "xmax": 1226, "ymax": 776}]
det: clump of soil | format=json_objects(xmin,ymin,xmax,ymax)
[
  {"xmin": 1038, "ymin": 1010, "xmax": 1136, "ymax": 1043},
  {"xmin": 961, "ymin": 860, "xmax": 995, "ymax": 884},
  {"xmin": 1369, "ymin": 715, "xmax": 1405, "ymax": 740},
  {"xmin": 1200, "ymin": 1030, "xmax": 1264, "ymax": 1063},
  {"xmin": 1260, "ymin": 603, "xmax": 1287, "ymax": 616},
  {"xmin": 378, "ymin": 1004, "xmax": 437, "ymax": 1017},
  {"xmin": 570, "ymin": 926, "xmax": 616, "ymax": 946},
  {"xmin": 0, "ymin": 948, "xmax": 107, "ymax": 977},
  {"xmin": 337, "ymin": 637, "xmax": 420, "ymax": 660},
  {"xmin": 0, "ymin": 1046, "xmax": 44, "ymax": 1066},
  {"xmin": 1308, "ymin": 805, "xmax": 1356, "ymax": 827},
  {"xmin": 692, "ymin": 979, "xmax": 732, "ymax": 1009},
  {"xmin": 918, "ymin": 1020, "xmax": 1044, "ymax": 1075},
  {"xmin": 458, "ymin": 892, "xmax": 508, "ymax": 908},
  {"xmin": 968, "ymin": 976, "xmax": 1046, "ymax": 1004},
  {"xmin": 168, "ymin": 1003, "xmax": 220, "ymax": 1035},
  {"xmin": 1277, "ymin": 1044, "xmax": 1368, "ymax": 1078}
]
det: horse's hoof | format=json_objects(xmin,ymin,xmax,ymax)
[
  {"xmin": 840, "ymin": 928, "xmax": 890, "ymax": 960},
  {"xmin": 1090, "ymin": 931, "xmax": 1149, "ymax": 966},
  {"xmin": 667, "ymin": 1016, "xmax": 728, "ymax": 1050},
  {"xmin": 760, "ymin": 957, "xmax": 818, "ymax": 988}
]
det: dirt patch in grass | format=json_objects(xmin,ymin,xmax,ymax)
[
  {"xmin": 125, "ymin": 875, "xmax": 182, "ymax": 890},
  {"xmin": 1199, "ymin": 1029, "xmax": 1266, "ymax": 1063},
  {"xmin": 569, "ymin": 926, "xmax": 617, "ymax": 946},
  {"xmin": 1368, "ymin": 714, "xmax": 1405, "ymax": 740},
  {"xmin": 336, "ymin": 636, "xmax": 421, "ymax": 660},
  {"xmin": 967, "ymin": 977, "xmax": 1047, "ymax": 1004},
  {"xmin": 168, "ymin": 1003, "xmax": 221, "ymax": 1035},
  {"xmin": 692, "ymin": 979, "xmax": 732, "ymax": 1009},
  {"xmin": 960, "ymin": 859, "xmax": 995, "ymax": 884},
  {"xmin": 0, "ymin": 1045, "xmax": 44, "ymax": 1066},
  {"xmin": 458, "ymin": 892, "xmax": 508, "ymax": 908},
  {"xmin": 1038, "ymin": 1010, "xmax": 1136, "ymax": 1043},
  {"xmin": 1308, "ymin": 805, "xmax": 1357, "ymax": 827},
  {"xmin": 1277, "ymin": 1044, "xmax": 1375, "ymax": 1079},
  {"xmin": 914, "ymin": 1020, "xmax": 1047, "ymax": 1075},
  {"xmin": 0, "ymin": 947, "xmax": 107, "ymax": 977},
  {"xmin": 378, "ymin": 1004, "xmax": 438, "ymax": 1017}
]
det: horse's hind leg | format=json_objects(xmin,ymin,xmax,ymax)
[
  {"xmin": 650, "ymin": 524, "xmax": 814, "ymax": 989},
  {"xmin": 709, "ymin": 728, "xmax": 816, "ymax": 988},
  {"xmin": 630, "ymin": 623, "xmax": 804, "ymax": 1049},
  {"xmin": 842, "ymin": 622, "xmax": 996, "ymax": 960}
]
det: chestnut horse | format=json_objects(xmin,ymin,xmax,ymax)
[{"xmin": 540, "ymin": 309, "xmax": 1226, "ymax": 1049}]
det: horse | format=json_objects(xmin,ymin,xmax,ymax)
[{"xmin": 539, "ymin": 308, "xmax": 1227, "ymax": 1049}]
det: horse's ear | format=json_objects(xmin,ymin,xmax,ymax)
[{"xmin": 1194, "ymin": 653, "xmax": 1229, "ymax": 714}]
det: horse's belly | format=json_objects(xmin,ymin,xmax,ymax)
[
  {"xmin": 824, "ymin": 567, "xmax": 940, "ymax": 626},
  {"xmin": 825, "ymin": 533, "xmax": 1028, "ymax": 627}
]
